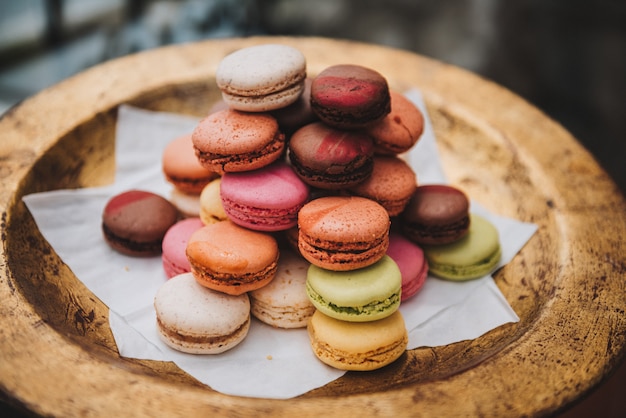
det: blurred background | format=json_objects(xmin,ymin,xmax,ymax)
[
  {"xmin": 1, "ymin": 0, "xmax": 624, "ymax": 193},
  {"xmin": 0, "ymin": 1, "xmax": 624, "ymax": 417}
]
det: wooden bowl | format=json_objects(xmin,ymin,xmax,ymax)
[{"xmin": 1, "ymin": 36, "xmax": 625, "ymax": 417}]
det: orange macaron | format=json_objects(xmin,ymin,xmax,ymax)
[
  {"xmin": 162, "ymin": 133, "xmax": 219, "ymax": 194},
  {"xmin": 186, "ymin": 220, "xmax": 279, "ymax": 295}
]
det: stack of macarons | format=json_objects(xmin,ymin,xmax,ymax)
[
  {"xmin": 100, "ymin": 43, "xmax": 502, "ymax": 365},
  {"xmin": 399, "ymin": 184, "xmax": 502, "ymax": 281}
]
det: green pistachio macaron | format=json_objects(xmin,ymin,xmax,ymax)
[
  {"xmin": 305, "ymin": 255, "xmax": 401, "ymax": 322},
  {"xmin": 424, "ymin": 214, "xmax": 501, "ymax": 281}
]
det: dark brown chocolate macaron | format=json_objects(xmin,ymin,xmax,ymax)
[
  {"xmin": 310, "ymin": 64, "xmax": 391, "ymax": 130},
  {"xmin": 400, "ymin": 185, "xmax": 470, "ymax": 245},
  {"xmin": 288, "ymin": 122, "xmax": 374, "ymax": 189},
  {"xmin": 102, "ymin": 190, "xmax": 179, "ymax": 256}
]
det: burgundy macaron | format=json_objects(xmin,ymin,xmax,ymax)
[
  {"xmin": 288, "ymin": 121, "xmax": 374, "ymax": 189},
  {"xmin": 310, "ymin": 64, "xmax": 391, "ymax": 130},
  {"xmin": 102, "ymin": 190, "xmax": 180, "ymax": 256},
  {"xmin": 400, "ymin": 185, "xmax": 470, "ymax": 245}
]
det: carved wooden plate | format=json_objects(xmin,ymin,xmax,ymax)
[{"xmin": 1, "ymin": 37, "xmax": 625, "ymax": 417}]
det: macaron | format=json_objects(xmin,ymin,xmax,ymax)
[
  {"xmin": 220, "ymin": 162, "xmax": 310, "ymax": 232},
  {"xmin": 198, "ymin": 178, "xmax": 228, "ymax": 225},
  {"xmin": 310, "ymin": 64, "xmax": 391, "ymax": 130},
  {"xmin": 307, "ymin": 310, "xmax": 408, "ymax": 371},
  {"xmin": 424, "ymin": 214, "xmax": 502, "ymax": 281},
  {"xmin": 161, "ymin": 217, "xmax": 205, "ymax": 278},
  {"xmin": 101, "ymin": 190, "xmax": 179, "ymax": 256},
  {"xmin": 401, "ymin": 184, "xmax": 470, "ymax": 245},
  {"xmin": 386, "ymin": 232, "xmax": 428, "ymax": 301},
  {"xmin": 298, "ymin": 196, "xmax": 390, "ymax": 271},
  {"xmin": 288, "ymin": 122, "xmax": 374, "ymax": 190},
  {"xmin": 306, "ymin": 255, "xmax": 402, "ymax": 322},
  {"xmin": 154, "ymin": 273, "xmax": 251, "ymax": 354},
  {"xmin": 348, "ymin": 156, "xmax": 417, "ymax": 216},
  {"xmin": 191, "ymin": 109, "xmax": 285, "ymax": 174},
  {"xmin": 216, "ymin": 44, "xmax": 307, "ymax": 112},
  {"xmin": 186, "ymin": 220, "xmax": 279, "ymax": 295},
  {"xmin": 162, "ymin": 133, "xmax": 219, "ymax": 194},
  {"xmin": 249, "ymin": 249, "xmax": 315, "ymax": 329},
  {"xmin": 365, "ymin": 90, "xmax": 425, "ymax": 155},
  {"xmin": 271, "ymin": 77, "xmax": 318, "ymax": 136},
  {"xmin": 169, "ymin": 188, "xmax": 201, "ymax": 218}
]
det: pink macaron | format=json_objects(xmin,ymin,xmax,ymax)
[
  {"xmin": 386, "ymin": 232, "xmax": 429, "ymax": 301},
  {"xmin": 161, "ymin": 217, "xmax": 205, "ymax": 278},
  {"xmin": 220, "ymin": 162, "xmax": 310, "ymax": 231}
]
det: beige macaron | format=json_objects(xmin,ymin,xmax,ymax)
[
  {"xmin": 249, "ymin": 249, "xmax": 315, "ymax": 328},
  {"xmin": 154, "ymin": 273, "xmax": 251, "ymax": 354},
  {"xmin": 216, "ymin": 44, "xmax": 307, "ymax": 112}
]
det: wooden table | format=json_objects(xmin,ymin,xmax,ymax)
[{"xmin": 1, "ymin": 36, "xmax": 625, "ymax": 417}]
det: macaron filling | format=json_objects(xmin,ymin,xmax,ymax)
[
  {"xmin": 102, "ymin": 225, "xmax": 164, "ymax": 255},
  {"xmin": 195, "ymin": 132, "xmax": 285, "ymax": 172},
  {"xmin": 404, "ymin": 216, "xmax": 470, "ymax": 244},
  {"xmin": 189, "ymin": 255, "xmax": 279, "ymax": 287},
  {"xmin": 306, "ymin": 281, "xmax": 400, "ymax": 320},
  {"xmin": 305, "ymin": 256, "xmax": 402, "ymax": 322},
  {"xmin": 428, "ymin": 246, "xmax": 502, "ymax": 280},
  {"xmin": 157, "ymin": 316, "xmax": 250, "ymax": 347},
  {"xmin": 289, "ymin": 152, "xmax": 374, "ymax": 189},
  {"xmin": 298, "ymin": 232, "xmax": 389, "ymax": 270}
]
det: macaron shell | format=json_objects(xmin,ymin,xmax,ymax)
[
  {"xmin": 162, "ymin": 133, "xmax": 218, "ymax": 194},
  {"xmin": 249, "ymin": 249, "xmax": 315, "ymax": 328},
  {"xmin": 220, "ymin": 162, "xmax": 310, "ymax": 231},
  {"xmin": 161, "ymin": 217, "xmax": 204, "ymax": 278},
  {"xmin": 307, "ymin": 310, "xmax": 408, "ymax": 371},
  {"xmin": 425, "ymin": 214, "xmax": 502, "ymax": 280},
  {"xmin": 349, "ymin": 156, "xmax": 417, "ymax": 216},
  {"xmin": 366, "ymin": 90, "xmax": 425, "ymax": 155},
  {"xmin": 386, "ymin": 232, "xmax": 428, "ymax": 300},
  {"xmin": 186, "ymin": 220, "xmax": 279, "ymax": 295},
  {"xmin": 305, "ymin": 255, "xmax": 402, "ymax": 322},
  {"xmin": 154, "ymin": 273, "xmax": 251, "ymax": 354}
]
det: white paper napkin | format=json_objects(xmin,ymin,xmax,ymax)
[{"xmin": 22, "ymin": 90, "xmax": 537, "ymax": 399}]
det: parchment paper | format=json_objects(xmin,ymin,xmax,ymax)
[{"xmin": 23, "ymin": 90, "xmax": 537, "ymax": 399}]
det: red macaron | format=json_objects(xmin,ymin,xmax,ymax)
[{"xmin": 310, "ymin": 64, "xmax": 391, "ymax": 130}]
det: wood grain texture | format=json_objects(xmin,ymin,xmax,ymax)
[{"xmin": 1, "ymin": 36, "xmax": 625, "ymax": 417}]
